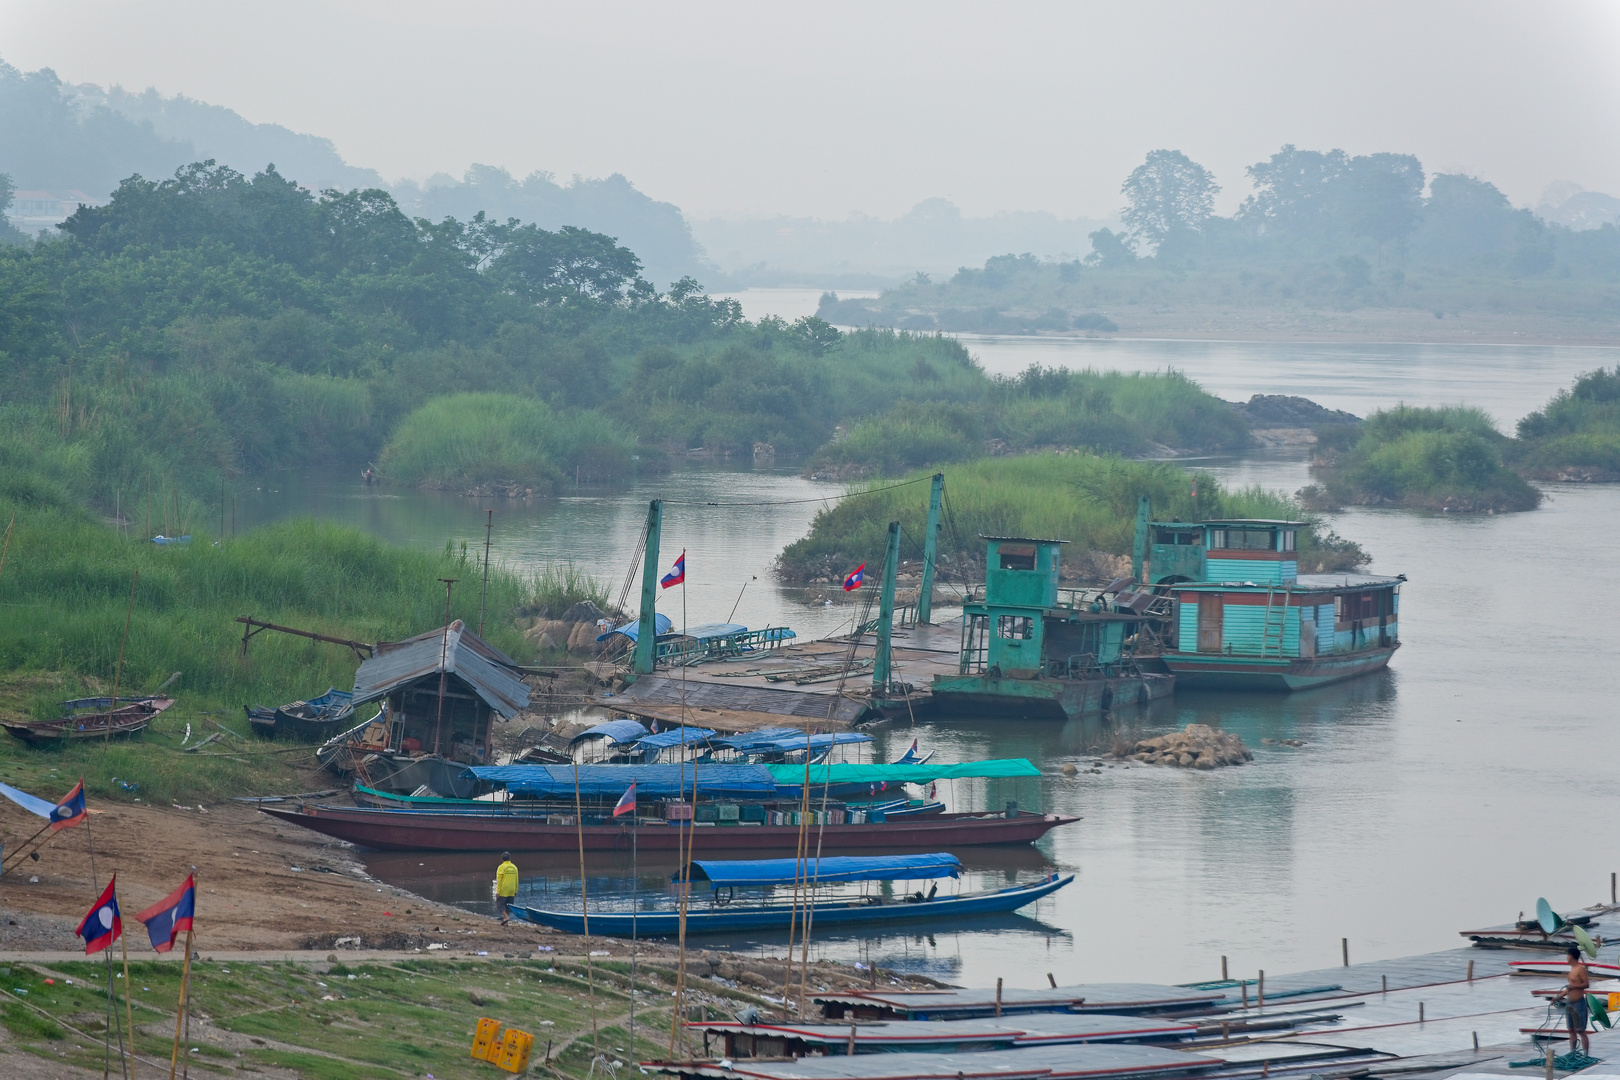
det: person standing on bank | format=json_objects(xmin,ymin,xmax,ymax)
[
  {"xmin": 495, "ymin": 852, "xmax": 519, "ymax": 925},
  {"xmin": 1553, "ymin": 946, "xmax": 1593, "ymax": 1055}
]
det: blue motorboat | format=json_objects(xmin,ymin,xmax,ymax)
[{"xmin": 509, "ymin": 852, "xmax": 1071, "ymax": 935}]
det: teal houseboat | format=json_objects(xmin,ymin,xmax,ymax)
[
  {"xmin": 1147, "ymin": 519, "xmax": 1403, "ymax": 691},
  {"xmin": 930, "ymin": 537, "xmax": 1174, "ymax": 720}
]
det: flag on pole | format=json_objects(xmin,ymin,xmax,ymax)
[
  {"xmin": 928, "ymin": 781, "xmax": 937, "ymax": 799},
  {"xmin": 660, "ymin": 551, "xmax": 686, "ymax": 589},
  {"xmin": 613, "ymin": 781, "xmax": 637, "ymax": 818},
  {"xmin": 134, "ymin": 875, "xmax": 195, "ymax": 953},
  {"xmin": 842, "ymin": 563, "xmax": 865, "ymax": 592},
  {"xmin": 75, "ymin": 876, "xmax": 122, "ymax": 954},
  {"xmin": 49, "ymin": 779, "xmax": 87, "ymax": 831}
]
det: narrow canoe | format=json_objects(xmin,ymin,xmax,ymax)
[
  {"xmin": 512, "ymin": 874, "xmax": 1073, "ymax": 935},
  {"xmin": 259, "ymin": 804, "xmax": 1079, "ymax": 853},
  {"xmin": 3, "ymin": 697, "xmax": 175, "ymax": 743}
]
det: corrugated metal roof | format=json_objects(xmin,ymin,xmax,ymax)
[
  {"xmin": 613, "ymin": 676, "xmax": 868, "ymax": 723},
  {"xmin": 1294, "ymin": 573, "xmax": 1405, "ymax": 588},
  {"xmin": 684, "ymin": 1014, "xmax": 1198, "ymax": 1047},
  {"xmin": 351, "ymin": 620, "xmax": 530, "ymax": 718},
  {"xmin": 812, "ymin": 983, "xmax": 1226, "ymax": 1018}
]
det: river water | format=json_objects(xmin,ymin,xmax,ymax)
[{"xmin": 243, "ymin": 295, "xmax": 1620, "ymax": 990}]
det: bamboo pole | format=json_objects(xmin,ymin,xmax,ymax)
[
  {"xmin": 169, "ymin": 918, "xmax": 194, "ymax": 1079},
  {"xmin": 0, "ymin": 512, "xmax": 16, "ymax": 588},
  {"xmin": 108, "ymin": 571, "xmax": 138, "ymax": 745},
  {"xmin": 120, "ymin": 894, "xmax": 137, "ymax": 1072},
  {"xmin": 572, "ymin": 761, "xmax": 598, "ymax": 1059}
]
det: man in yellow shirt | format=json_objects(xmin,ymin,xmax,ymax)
[{"xmin": 495, "ymin": 852, "xmax": 519, "ymax": 925}]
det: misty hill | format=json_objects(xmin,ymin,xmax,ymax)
[
  {"xmin": 393, "ymin": 165, "xmax": 708, "ymax": 290},
  {"xmin": 0, "ymin": 58, "xmax": 710, "ymax": 285},
  {"xmin": 692, "ymin": 198, "xmax": 1112, "ymax": 287}
]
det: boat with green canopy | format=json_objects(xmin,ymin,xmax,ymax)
[{"xmin": 508, "ymin": 852, "xmax": 1072, "ymax": 935}]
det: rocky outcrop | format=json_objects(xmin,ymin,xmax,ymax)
[{"xmin": 1121, "ymin": 724, "xmax": 1252, "ymax": 769}]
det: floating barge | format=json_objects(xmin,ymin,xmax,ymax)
[
  {"xmin": 931, "ymin": 537, "xmax": 1174, "ymax": 721},
  {"xmin": 1148, "ymin": 519, "xmax": 1403, "ymax": 691}
]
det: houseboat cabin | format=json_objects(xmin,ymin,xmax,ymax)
[
  {"xmin": 930, "ymin": 537, "xmax": 1174, "ymax": 720},
  {"xmin": 1148, "ymin": 519, "xmax": 1403, "ymax": 691},
  {"xmin": 337, "ymin": 619, "xmax": 531, "ymax": 795}
]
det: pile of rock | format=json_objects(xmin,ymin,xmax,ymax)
[
  {"xmin": 1122, "ymin": 724, "xmax": 1252, "ymax": 769},
  {"xmin": 523, "ymin": 600, "xmax": 616, "ymax": 654}
]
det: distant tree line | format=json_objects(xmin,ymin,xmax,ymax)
[{"xmin": 1087, "ymin": 144, "xmax": 1601, "ymax": 277}]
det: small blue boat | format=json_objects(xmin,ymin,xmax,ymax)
[
  {"xmin": 245, "ymin": 687, "xmax": 355, "ymax": 740},
  {"xmin": 509, "ymin": 852, "xmax": 1072, "ymax": 935}
]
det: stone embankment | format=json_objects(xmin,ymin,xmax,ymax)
[{"xmin": 1121, "ymin": 724, "xmax": 1253, "ymax": 769}]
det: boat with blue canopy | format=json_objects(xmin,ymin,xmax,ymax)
[{"xmin": 508, "ymin": 851, "xmax": 1072, "ymax": 934}]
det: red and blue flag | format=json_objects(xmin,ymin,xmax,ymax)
[
  {"xmin": 134, "ymin": 874, "xmax": 195, "ymax": 953},
  {"xmin": 842, "ymin": 563, "xmax": 865, "ymax": 592},
  {"xmin": 613, "ymin": 781, "xmax": 637, "ymax": 818},
  {"xmin": 660, "ymin": 551, "xmax": 686, "ymax": 589},
  {"xmin": 75, "ymin": 877, "xmax": 122, "ymax": 955},
  {"xmin": 50, "ymin": 779, "xmax": 86, "ymax": 831}
]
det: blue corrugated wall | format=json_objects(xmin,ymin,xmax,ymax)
[{"xmin": 1205, "ymin": 558, "xmax": 1297, "ymax": 585}]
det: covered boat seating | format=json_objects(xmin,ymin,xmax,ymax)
[
  {"xmin": 685, "ymin": 852, "xmax": 961, "ymax": 888},
  {"xmin": 568, "ymin": 718, "xmax": 652, "ymax": 762}
]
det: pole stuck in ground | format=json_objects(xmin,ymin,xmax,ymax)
[
  {"xmin": 1257, "ymin": 970, "xmax": 1264, "ymax": 1009},
  {"xmin": 1342, "ymin": 938, "xmax": 1349, "ymax": 966},
  {"xmin": 995, "ymin": 977, "xmax": 1003, "ymax": 1017},
  {"xmin": 1221, "ymin": 955, "xmax": 1228, "ymax": 981}
]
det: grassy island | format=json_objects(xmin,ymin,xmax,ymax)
[
  {"xmin": 778, "ymin": 453, "xmax": 1367, "ymax": 585},
  {"xmin": 1511, "ymin": 366, "xmax": 1620, "ymax": 481},
  {"xmin": 1302, "ymin": 405, "xmax": 1542, "ymax": 512}
]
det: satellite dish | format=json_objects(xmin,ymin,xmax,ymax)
[
  {"xmin": 1534, "ymin": 896, "xmax": 1600, "ymax": 957},
  {"xmin": 1537, "ymin": 897, "xmax": 1559, "ymax": 935}
]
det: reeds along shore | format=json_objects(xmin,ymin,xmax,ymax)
[{"xmin": 0, "ymin": 491, "xmax": 601, "ymax": 803}]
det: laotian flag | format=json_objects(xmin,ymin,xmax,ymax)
[
  {"xmin": 660, "ymin": 551, "xmax": 686, "ymax": 589},
  {"xmin": 76, "ymin": 877, "xmax": 122, "ymax": 955},
  {"xmin": 50, "ymin": 779, "xmax": 86, "ymax": 831},
  {"xmin": 134, "ymin": 875, "xmax": 195, "ymax": 953},
  {"xmin": 613, "ymin": 781, "xmax": 637, "ymax": 818},
  {"xmin": 842, "ymin": 564, "xmax": 865, "ymax": 592}
]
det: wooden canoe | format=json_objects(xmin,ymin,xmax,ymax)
[{"xmin": 2, "ymin": 697, "xmax": 175, "ymax": 743}]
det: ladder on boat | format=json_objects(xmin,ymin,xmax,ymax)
[{"xmin": 1260, "ymin": 585, "xmax": 1288, "ymax": 657}]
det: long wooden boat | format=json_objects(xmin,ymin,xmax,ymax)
[
  {"xmin": 258, "ymin": 803, "xmax": 1079, "ymax": 853},
  {"xmin": 2, "ymin": 697, "xmax": 175, "ymax": 743},
  {"xmin": 513, "ymin": 873, "xmax": 1072, "ymax": 935},
  {"xmin": 347, "ymin": 784, "xmax": 946, "ymax": 820}
]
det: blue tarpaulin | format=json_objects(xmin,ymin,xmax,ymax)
[
  {"xmin": 0, "ymin": 781, "xmax": 55, "ymax": 819},
  {"xmin": 755, "ymin": 732, "xmax": 873, "ymax": 754},
  {"xmin": 465, "ymin": 763, "xmax": 777, "ymax": 800},
  {"xmin": 634, "ymin": 727, "xmax": 717, "ymax": 750},
  {"xmin": 709, "ymin": 727, "xmax": 805, "ymax": 751},
  {"xmin": 684, "ymin": 853, "xmax": 962, "ymax": 889},
  {"xmin": 568, "ymin": 719, "xmax": 650, "ymax": 745},
  {"xmin": 597, "ymin": 614, "xmax": 674, "ymax": 643}
]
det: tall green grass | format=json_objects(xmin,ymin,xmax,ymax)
[
  {"xmin": 378, "ymin": 391, "xmax": 635, "ymax": 490},
  {"xmin": 804, "ymin": 368, "xmax": 1250, "ymax": 476},
  {"xmin": 0, "ymin": 483, "xmax": 555, "ymax": 802},
  {"xmin": 1312, "ymin": 404, "xmax": 1542, "ymax": 511},
  {"xmin": 778, "ymin": 453, "xmax": 1360, "ymax": 581}
]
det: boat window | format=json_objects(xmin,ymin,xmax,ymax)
[
  {"xmin": 998, "ymin": 544, "xmax": 1036, "ymax": 570},
  {"xmin": 1281, "ymin": 529, "xmax": 1296, "ymax": 552},
  {"xmin": 1153, "ymin": 529, "xmax": 1202, "ymax": 546},
  {"xmin": 1207, "ymin": 529, "xmax": 1225, "ymax": 549},
  {"xmin": 996, "ymin": 615, "xmax": 1034, "ymax": 640},
  {"xmin": 1212, "ymin": 528, "xmax": 1277, "ymax": 550}
]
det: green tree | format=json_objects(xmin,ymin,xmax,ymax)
[
  {"xmin": 1083, "ymin": 227, "xmax": 1136, "ymax": 269},
  {"xmin": 1120, "ymin": 150, "xmax": 1219, "ymax": 249}
]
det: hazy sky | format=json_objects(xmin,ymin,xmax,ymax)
[{"xmin": 3, "ymin": 1, "xmax": 1618, "ymax": 220}]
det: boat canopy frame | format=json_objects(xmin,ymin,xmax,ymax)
[{"xmin": 685, "ymin": 852, "xmax": 963, "ymax": 890}]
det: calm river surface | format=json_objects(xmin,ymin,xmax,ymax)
[{"xmin": 245, "ymin": 304, "xmax": 1620, "ymax": 990}]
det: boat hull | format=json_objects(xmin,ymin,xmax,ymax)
[
  {"xmin": 512, "ymin": 874, "xmax": 1073, "ymax": 935},
  {"xmin": 1161, "ymin": 645, "xmax": 1397, "ymax": 691},
  {"xmin": 259, "ymin": 805, "xmax": 1079, "ymax": 853},
  {"xmin": 3, "ymin": 697, "xmax": 175, "ymax": 743},
  {"xmin": 930, "ymin": 671, "xmax": 1173, "ymax": 721}
]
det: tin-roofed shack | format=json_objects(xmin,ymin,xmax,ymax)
[{"xmin": 351, "ymin": 619, "xmax": 530, "ymax": 764}]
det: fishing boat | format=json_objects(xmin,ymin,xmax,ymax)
[
  {"xmin": 510, "ymin": 853, "xmax": 1072, "ymax": 935},
  {"xmin": 259, "ymin": 800, "xmax": 1077, "ymax": 852},
  {"xmin": 2, "ymin": 697, "xmax": 176, "ymax": 743},
  {"xmin": 244, "ymin": 687, "xmax": 355, "ymax": 740}
]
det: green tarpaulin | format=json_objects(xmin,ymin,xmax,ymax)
[{"xmin": 764, "ymin": 759, "xmax": 1041, "ymax": 786}]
